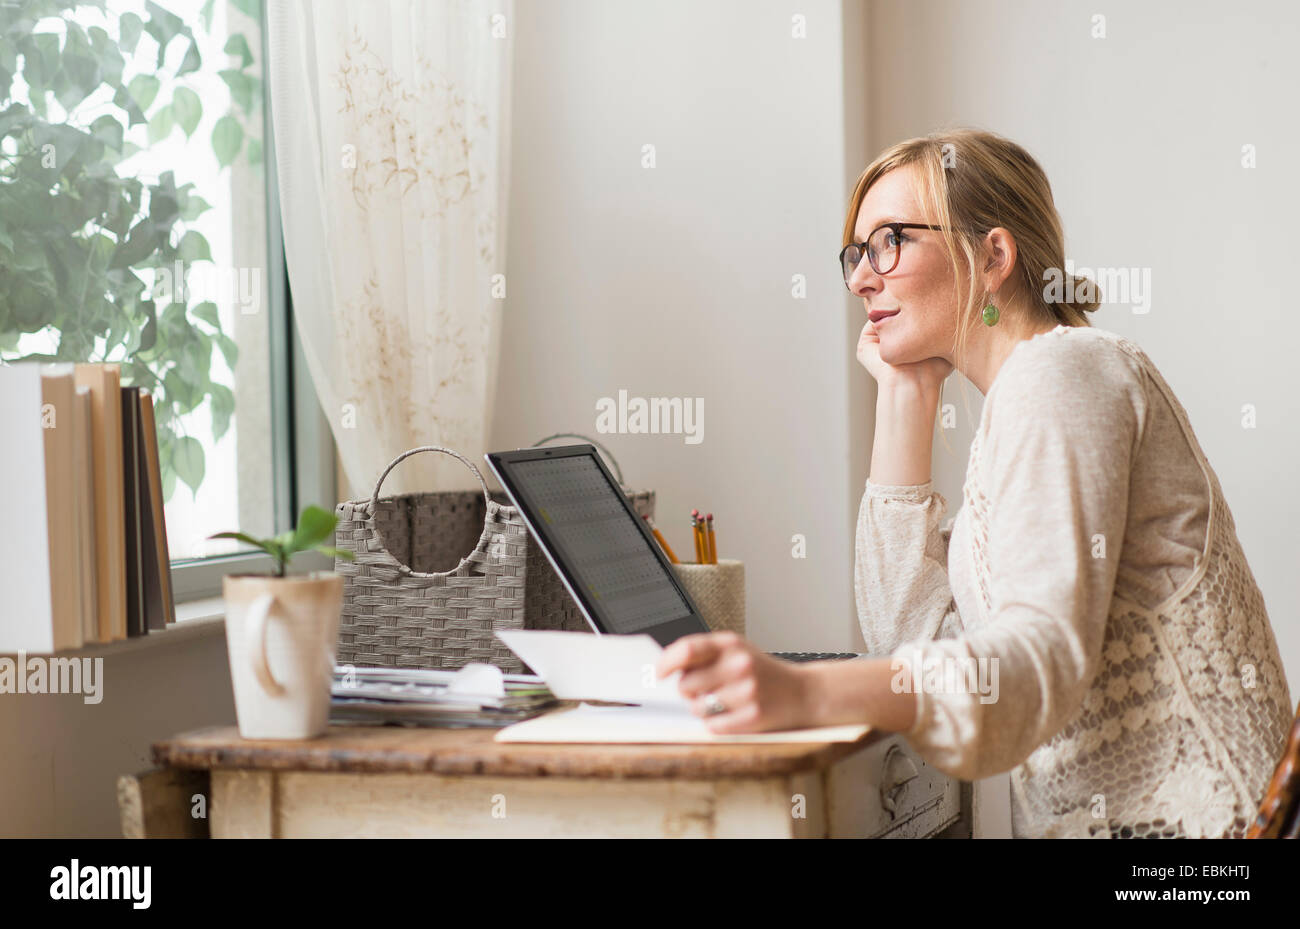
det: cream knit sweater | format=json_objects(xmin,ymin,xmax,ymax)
[{"xmin": 855, "ymin": 323, "xmax": 1294, "ymax": 838}]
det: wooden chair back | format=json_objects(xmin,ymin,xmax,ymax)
[{"xmin": 1248, "ymin": 699, "xmax": 1300, "ymax": 838}]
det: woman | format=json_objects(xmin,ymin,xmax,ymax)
[{"xmin": 656, "ymin": 128, "xmax": 1294, "ymax": 838}]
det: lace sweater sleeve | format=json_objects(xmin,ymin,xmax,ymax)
[
  {"xmin": 892, "ymin": 339, "xmax": 1149, "ymax": 782},
  {"xmin": 854, "ymin": 479, "xmax": 961, "ymax": 655}
]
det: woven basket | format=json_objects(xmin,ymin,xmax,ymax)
[
  {"xmin": 334, "ymin": 446, "xmax": 529, "ymax": 672},
  {"xmin": 333, "ymin": 440, "xmax": 656, "ymax": 671}
]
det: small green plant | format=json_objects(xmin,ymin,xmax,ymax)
[{"xmin": 209, "ymin": 504, "xmax": 354, "ymax": 578}]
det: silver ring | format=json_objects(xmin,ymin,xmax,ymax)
[{"xmin": 703, "ymin": 693, "xmax": 727, "ymax": 716}]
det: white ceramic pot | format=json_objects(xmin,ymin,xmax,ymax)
[{"xmin": 222, "ymin": 572, "xmax": 344, "ymax": 740}]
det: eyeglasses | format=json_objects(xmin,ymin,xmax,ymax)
[{"xmin": 839, "ymin": 222, "xmax": 946, "ymax": 289}]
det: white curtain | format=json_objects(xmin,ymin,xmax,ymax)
[{"xmin": 267, "ymin": 0, "xmax": 513, "ymax": 500}]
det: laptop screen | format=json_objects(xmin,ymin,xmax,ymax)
[
  {"xmin": 510, "ymin": 454, "xmax": 693, "ymax": 634},
  {"xmin": 486, "ymin": 446, "xmax": 710, "ymax": 643}
]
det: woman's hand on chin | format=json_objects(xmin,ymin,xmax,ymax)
[
  {"xmin": 856, "ymin": 321, "xmax": 953, "ymax": 392},
  {"xmin": 654, "ymin": 632, "xmax": 820, "ymax": 734}
]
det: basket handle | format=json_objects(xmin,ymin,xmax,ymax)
[
  {"xmin": 531, "ymin": 433, "xmax": 626, "ymax": 486},
  {"xmin": 368, "ymin": 446, "xmax": 493, "ymax": 513}
]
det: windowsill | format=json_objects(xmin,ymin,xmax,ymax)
[
  {"xmin": 176, "ymin": 595, "xmax": 226, "ymax": 623},
  {"xmin": 45, "ymin": 598, "xmax": 227, "ymax": 661},
  {"xmin": 25, "ymin": 571, "xmax": 340, "ymax": 659}
]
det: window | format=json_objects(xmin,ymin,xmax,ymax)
[{"xmin": 0, "ymin": 0, "xmax": 332, "ymax": 597}]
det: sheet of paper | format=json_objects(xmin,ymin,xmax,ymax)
[
  {"xmin": 495, "ymin": 629, "xmax": 687, "ymax": 707},
  {"xmin": 495, "ymin": 702, "xmax": 870, "ymax": 744}
]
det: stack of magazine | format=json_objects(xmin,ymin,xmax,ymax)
[{"xmin": 330, "ymin": 664, "xmax": 558, "ymax": 729}]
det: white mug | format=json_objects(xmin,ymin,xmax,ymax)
[{"xmin": 222, "ymin": 572, "xmax": 344, "ymax": 739}]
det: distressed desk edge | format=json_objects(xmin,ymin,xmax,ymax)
[{"xmin": 153, "ymin": 723, "xmax": 885, "ymax": 780}]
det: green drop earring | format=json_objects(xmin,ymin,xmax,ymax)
[{"xmin": 982, "ymin": 302, "xmax": 999, "ymax": 326}]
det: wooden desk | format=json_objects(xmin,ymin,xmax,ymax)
[{"xmin": 143, "ymin": 721, "xmax": 918, "ymax": 838}]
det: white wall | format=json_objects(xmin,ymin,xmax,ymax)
[
  {"xmin": 491, "ymin": 0, "xmax": 873, "ymax": 651},
  {"xmin": 0, "ymin": 624, "xmax": 234, "ymax": 837}
]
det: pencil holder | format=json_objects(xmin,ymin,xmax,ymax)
[{"xmin": 671, "ymin": 559, "xmax": 745, "ymax": 637}]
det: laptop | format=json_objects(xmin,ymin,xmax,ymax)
[{"xmin": 484, "ymin": 444, "xmax": 860, "ymax": 663}]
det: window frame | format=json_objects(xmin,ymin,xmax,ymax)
[{"xmin": 166, "ymin": 2, "xmax": 336, "ymax": 602}]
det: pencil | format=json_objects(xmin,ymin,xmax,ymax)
[
  {"xmin": 706, "ymin": 513, "xmax": 717, "ymax": 564},
  {"xmin": 691, "ymin": 510, "xmax": 705, "ymax": 564},
  {"xmin": 643, "ymin": 513, "xmax": 679, "ymax": 563}
]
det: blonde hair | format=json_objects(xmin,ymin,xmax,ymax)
[{"xmin": 842, "ymin": 128, "xmax": 1100, "ymax": 445}]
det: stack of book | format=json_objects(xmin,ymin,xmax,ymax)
[
  {"xmin": 330, "ymin": 665, "xmax": 558, "ymax": 728},
  {"xmin": 0, "ymin": 362, "xmax": 177, "ymax": 653}
]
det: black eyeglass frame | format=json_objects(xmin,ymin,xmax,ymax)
[{"xmin": 839, "ymin": 222, "xmax": 947, "ymax": 288}]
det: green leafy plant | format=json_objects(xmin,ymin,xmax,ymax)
[
  {"xmin": 209, "ymin": 505, "xmax": 355, "ymax": 578},
  {"xmin": 0, "ymin": 0, "xmax": 264, "ymax": 501}
]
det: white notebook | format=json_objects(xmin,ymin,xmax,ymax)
[
  {"xmin": 496, "ymin": 701, "xmax": 870, "ymax": 744},
  {"xmin": 493, "ymin": 630, "xmax": 870, "ymax": 744}
]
